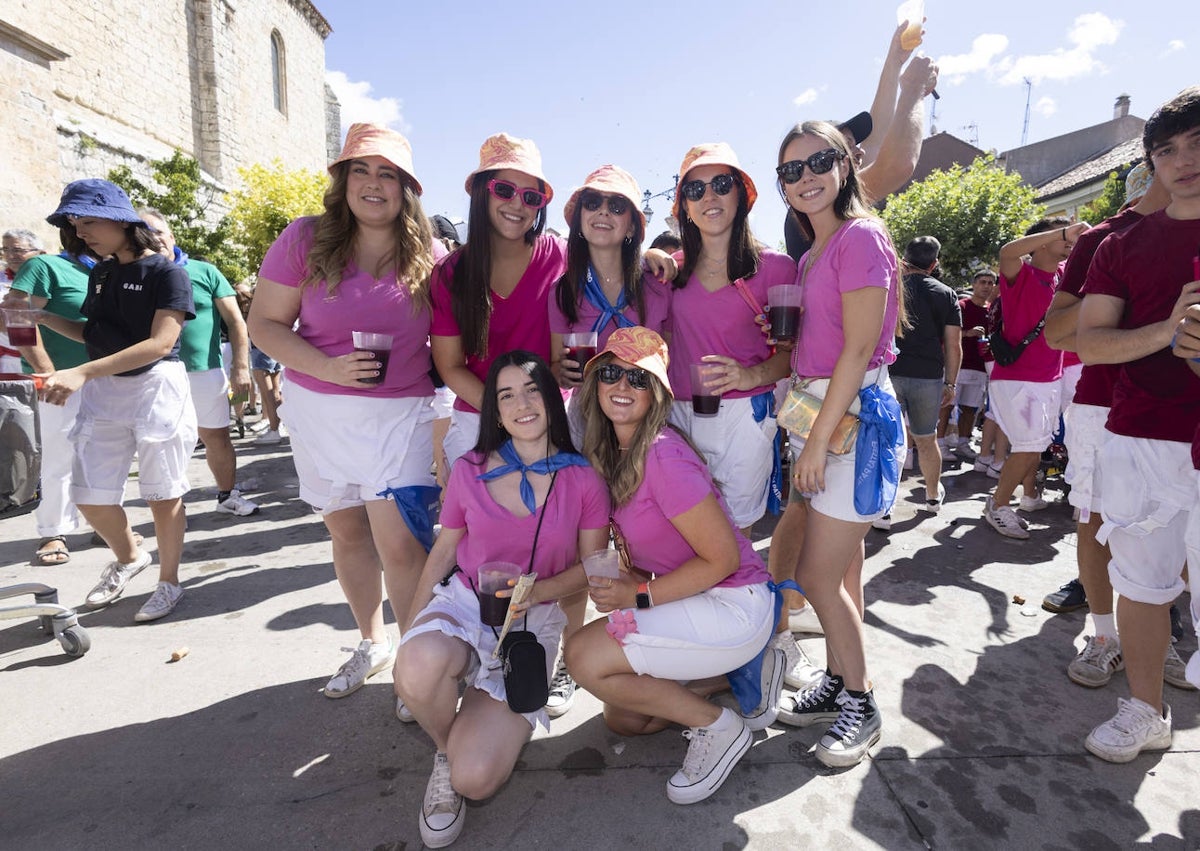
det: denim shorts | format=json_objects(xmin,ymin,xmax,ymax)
[
  {"xmin": 250, "ymin": 346, "xmax": 280, "ymax": 373},
  {"xmin": 890, "ymin": 375, "xmax": 944, "ymax": 436}
]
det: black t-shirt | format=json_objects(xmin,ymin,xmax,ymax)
[
  {"xmin": 890, "ymin": 273, "xmax": 962, "ymax": 379},
  {"xmin": 82, "ymin": 253, "xmax": 195, "ymax": 376}
]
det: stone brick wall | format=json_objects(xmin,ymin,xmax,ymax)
[{"xmin": 0, "ymin": 0, "xmax": 332, "ymax": 246}]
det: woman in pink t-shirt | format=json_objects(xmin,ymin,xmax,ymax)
[
  {"xmin": 396, "ymin": 351, "xmax": 608, "ymax": 848},
  {"xmin": 248, "ymin": 124, "xmax": 438, "ymax": 705},
  {"xmin": 665, "ymin": 143, "xmax": 795, "ymax": 533},
  {"xmin": 565, "ymin": 327, "xmax": 774, "ymax": 806},
  {"xmin": 771, "ymin": 120, "xmax": 906, "ymax": 769}
]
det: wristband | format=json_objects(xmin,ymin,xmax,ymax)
[{"xmin": 944, "ymin": 382, "xmax": 956, "ymax": 389}]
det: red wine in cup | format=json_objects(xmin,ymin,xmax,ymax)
[
  {"xmin": 768, "ymin": 305, "xmax": 800, "ymax": 342},
  {"xmin": 356, "ymin": 349, "xmax": 390, "ymax": 385},
  {"xmin": 7, "ymin": 326, "xmax": 36, "ymax": 347}
]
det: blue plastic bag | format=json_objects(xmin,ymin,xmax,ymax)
[
  {"xmin": 726, "ymin": 579, "xmax": 802, "ymax": 714},
  {"xmin": 853, "ymin": 386, "xmax": 905, "ymax": 516}
]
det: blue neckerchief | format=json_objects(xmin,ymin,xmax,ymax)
[
  {"xmin": 582, "ymin": 265, "xmax": 635, "ymax": 334},
  {"xmin": 58, "ymin": 252, "xmax": 97, "ymax": 270},
  {"xmin": 172, "ymin": 246, "xmax": 189, "ymax": 267},
  {"xmin": 476, "ymin": 440, "xmax": 589, "ymax": 515}
]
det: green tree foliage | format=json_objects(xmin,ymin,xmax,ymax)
[
  {"xmin": 226, "ymin": 160, "xmax": 327, "ymax": 274},
  {"xmin": 1079, "ymin": 168, "xmax": 1127, "ymax": 225},
  {"xmin": 108, "ymin": 150, "xmax": 247, "ymax": 282},
  {"xmin": 881, "ymin": 155, "xmax": 1044, "ymax": 288}
]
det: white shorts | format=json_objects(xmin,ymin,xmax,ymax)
[
  {"xmin": 442, "ymin": 409, "xmax": 482, "ymax": 471},
  {"xmin": 401, "ymin": 577, "xmax": 566, "ymax": 732},
  {"xmin": 1097, "ymin": 433, "xmax": 1193, "ymax": 605},
  {"xmin": 1059, "ymin": 362, "xmax": 1083, "ymax": 416},
  {"xmin": 987, "ymin": 379, "xmax": 1061, "ymax": 453},
  {"xmin": 188, "ymin": 368, "xmax": 231, "ymax": 429},
  {"xmin": 432, "ymin": 385, "xmax": 455, "ymax": 420},
  {"xmin": 69, "ymin": 360, "xmax": 197, "ymax": 505},
  {"xmin": 616, "ymin": 583, "xmax": 773, "ymax": 681},
  {"xmin": 954, "ymin": 368, "xmax": 987, "ymax": 410},
  {"xmin": 669, "ymin": 395, "xmax": 774, "ymax": 529},
  {"xmin": 281, "ymin": 380, "xmax": 435, "ymax": 513},
  {"xmin": 1063, "ymin": 403, "xmax": 1108, "ymax": 516},
  {"xmin": 1183, "ymin": 473, "xmax": 1200, "ymax": 637}
]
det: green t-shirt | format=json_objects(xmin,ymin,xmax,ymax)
[
  {"xmin": 12, "ymin": 253, "xmax": 90, "ymax": 371},
  {"xmin": 179, "ymin": 259, "xmax": 235, "ymax": 372}
]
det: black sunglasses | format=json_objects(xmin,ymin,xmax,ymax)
[
  {"xmin": 596, "ymin": 363, "xmax": 650, "ymax": 390},
  {"xmin": 775, "ymin": 149, "xmax": 844, "ymax": 184},
  {"xmin": 680, "ymin": 172, "xmax": 737, "ymax": 203},
  {"xmin": 580, "ymin": 191, "xmax": 631, "ymax": 216}
]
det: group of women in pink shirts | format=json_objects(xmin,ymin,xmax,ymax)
[{"xmin": 247, "ymin": 119, "xmax": 905, "ymax": 848}]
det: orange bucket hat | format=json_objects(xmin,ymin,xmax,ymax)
[
  {"xmin": 585, "ymin": 326, "xmax": 672, "ymax": 397},
  {"xmin": 562, "ymin": 165, "xmax": 645, "ymax": 231},
  {"xmin": 464, "ymin": 132, "xmax": 553, "ymax": 201},
  {"xmin": 672, "ymin": 142, "xmax": 758, "ymax": 219},
  {"xmin": 328, "ymin": 123, "xmax": 422, "ymax": 195}
]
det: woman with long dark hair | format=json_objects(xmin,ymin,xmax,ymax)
[
  {"xmin": 248, "ymin": 124, "xmax": 437, "ymax": 707},
  {"xmin": 396, "ymin": 351, "xmax": 608, "ymax": 849}
]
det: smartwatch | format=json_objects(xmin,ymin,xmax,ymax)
[{"xmin": 636, "ymin": 581, "xmax": 653, "ymax": 610}]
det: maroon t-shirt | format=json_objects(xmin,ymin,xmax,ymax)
[
  {"xmin": 1082, "ymin": 210, "xmax": 1200, "ymax": 444},
  {"xmin": 1060, "ymin": 208, "xmax": 1143, "ymax": 408},
  {"xmin": 958, "ymin": 297, "xmax": 989, "ymax": 371}
]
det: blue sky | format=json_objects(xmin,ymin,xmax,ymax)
[{"xmin": 319, "ymin": 1, "xmax": 1192, "ymax": 249}]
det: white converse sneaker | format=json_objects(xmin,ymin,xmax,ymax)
[
  {"xmin": 787, "ymin": 604, "xmax": 824, "ymax": 635},
  {"xmin": 323, "ymin": 639, "xmax": 394, "ymax": 698},
  {"xmin": 134, "ymin": 581, "xmax": 184, "ymax": 623},
  {"xmin": 776, "ymin": 631, "xmax": 823, "ymax": 690},
  {"xmin": 1085, "ymin": 698, "xmax": 1172, "ymax": 763},
  {"xmin": 420, "ymin": 752, "xmax": 465, "ymax": 848},
  {"xmin": 666, "ymin": 708, "xmax": 753, "ymax": 805},
  {"xmin": 85, "ymin": 551, "xmax": 152, "ymax": 607}
]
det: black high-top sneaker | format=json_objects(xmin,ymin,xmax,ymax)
[
  {"xmin": 816, "ymin": 686, "xmax": 881, "ymax": 767},
  {"xmin": 778, "ymin": 670, "xmax": 844, "ymax": 727}
]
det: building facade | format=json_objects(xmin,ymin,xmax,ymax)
[{"xmin": 1, "ymin": 0, "xmax": 337, "ymax": 244}]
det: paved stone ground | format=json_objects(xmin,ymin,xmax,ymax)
[{"xmin": 1, "ymin": 426, "xmax": 1197, "ymax": 850}]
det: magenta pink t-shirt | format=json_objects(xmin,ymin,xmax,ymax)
[
  {"xmin": 612, "ymin": 429, "xmax": 768, "ymax": 588},
  {"xmin": 257, "ymin": 217, "xmax": 434, "ymax": 398},
  {"xmin": 430, "ymin": 234, "xmax": 567, "ymax": 413},
  {"xmin": 441, "ymin": 451, "xmax": 610, "ymax": 592},
  {"xmin": 549, "ymin": 271, "xmax": 671, "ymax": 350},
  {"xmin": 665, "ymin": 248, "xmax": 795, "ymax": 398},
  {"xmin": 790, "ymin": 219, "xmax": 899, "ymax": 378},
  {"xmin": 989, "ymin": 261, "xmax": 1063, "ymax": 384}
]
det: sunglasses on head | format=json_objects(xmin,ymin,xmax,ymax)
[
  {"xmin": 680, "ymin": 172, "xmax": 737, "ymax": 203},
  {"xmin": 487, "ymin": 178, "xmax": 549, "ymax": 209},
  {"xmin": 775, "ymin": 149, "xmax": 844, "ymax": 184},
  {"xmin": 580, "ymin": 191, "xmax": 631, "ymax": 216},
  {"xmin": 596, "ymin": 363, "xmax": 651, "ymax": 390}
]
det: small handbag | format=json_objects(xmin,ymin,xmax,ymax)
[{"xmin": 776, "ymin": 377, "xmax": 860, "ymax": 455}]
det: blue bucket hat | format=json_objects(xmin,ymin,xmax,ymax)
[{"xmin": 46, "ymin": 179, "xmax": 146, "ymax": 228}]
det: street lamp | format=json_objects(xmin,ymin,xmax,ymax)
[{"xmin": 641, "ymin": 175, "xmax": 679, "ymax": 226}]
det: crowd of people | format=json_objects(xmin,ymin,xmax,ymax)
[{"xmin": 2, "ymin": 37, "xmax": 1197, "ymax": 849}]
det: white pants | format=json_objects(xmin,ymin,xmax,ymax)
[{"xmin": 34, "ymin": 392, "xmax": 82, "ymax": 537}]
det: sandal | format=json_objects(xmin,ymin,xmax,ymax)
[{"xmin": 34, "ymin": 536, "xmax": 71, "ymax": 565}]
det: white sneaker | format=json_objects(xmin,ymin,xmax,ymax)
[
  {"xmin": 924, "ymin": 484, "xmax": 943, "ymax": 513},
  {"xmin": 1085, "ymin": 698, "xmax": 1172, "ymax": 763},
  {"xmin": 871, "ymin": 514, "xmax": 892, "ymax": 532},
  {"xmin": 955, "ymin": 442, "xmax": 978, "ymax": 461},
  {"xmin": 1018, "ymin": 495, "xmax": 1050, "ymax": 512},
  {"xmin": 323, "ymin": 639, "xmax": 395, "ymax": 698},
  {"xmin": 395, "ymin": 695, "xmax": 415, "ymax": 723},
  {"xmin": 973, "ymin": 454, "xmax": 994, "ymax": 473},
  {"xmin": 420, "ymin": 752, "xmax": 465, "ymax": 848},
  {"xmin": 248, "ymin": 419, "xmax": 271, "ymax": 434},
  {"xmin": 666, "ymin": 708, "xmax": 753, "ymax": 805},
  {"xmin": 216, "ymin": 489, "xmax": 260, "ymax": 516},
  {"xmin": 983, "ymin": 497, "xmax": 1029, "ymax": 539},
  {"xmin": 787, "ymin": 604, "xmax": 824, "ymax": 635},
  {"xmin": 739, "ymin": 646, "xmax": 785, "ymax": 731},
  {"xmin": 545, "ymin": 661, "xmax": 576, "ymax": 717},
  {"xmin": 254, "ymin": 428, "xmax": 283, "ymax": 445},
  {"xmin": 85, "ymin": 551, "xmax": 152, "ymax": 607},
  {"xmin": 1164, "ymin": 644, "xmax": 1197, "ymax": 691},
  {"xmin": 1067, "ymin": 635, "xmax": 1123, "ymax": 687},
  {"xmin": 776, "ymin": 631, "xmax": 823, "ymax": 690},
  {"xmin": 135, "ymin": 581, "xmax": 184, "ymax": 622},
  {"xmin": 987, "ymin": 463, "xmax": 1003, "ymax": 480}
]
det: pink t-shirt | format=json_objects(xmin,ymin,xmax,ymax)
[
  {"xmin": 612, "ymin": 429, "xmax": 769, "ymax": 588},
  {"xmin": 549, "ymin": 270, "xmax": 671, "ymax": 350},
  {"xmin": 257, "ymin": 217, "xmax": 434, "ymax": 398},
  {"xmin": 430, "ymin": 234, "xmax": 567, "ymax": 413},
  {"xmin": 665, "ymin": 248, "xmax": 795, "ymax": 398},
  {"xmin": 791, "ymin": 218, "xmax": 900, "ymax": 378},
  {"xmin": 441, "ymin": 451, "xmax": 610, "ymax": 592},
  {"xmin": 989, "ymin": 261, "xmax": 1063, "ymax": 384}
]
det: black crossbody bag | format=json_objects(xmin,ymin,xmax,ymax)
[{"xmin": 989, "ymin": 312, "xmax": 1045, "ymax": 367}]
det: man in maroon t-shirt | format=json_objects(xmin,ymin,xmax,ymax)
[
  {"xmin": 937, "ymin": 270, "xmax": 995, "ymax": 456},
  {"xmin": 1077, "ymin": 87, "xmax": 1200, "ymax": 763}
]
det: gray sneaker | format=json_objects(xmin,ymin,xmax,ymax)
[
  {"xmin": 134, "ymin": 581, "xmax": 184, "ymax": 623},
  {"xmin": 84, "ymin": 551, "xmax": 152, "ymax": 608},
  {"xmin": 1068, "ymin": 635, "xmax": 1123, "ymax": 688},
  {"xmin": 1164, "ymin": 644, "xmax": 1197, "ymax": 691}
]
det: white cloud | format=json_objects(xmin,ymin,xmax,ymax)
[
  {"xmin": 996, "ymin": 12, "xmax": 1123, "ymax": 85},
  {"xmin": 326, "ymin": 70, "xmax": 407, "ymax": 134},
  {"xmin": 937, "ymin": 34, "xmax": 1009, "ymax": 84},
  {"xmin": 792, "ymin": 88, "xmax": 820, "ymax": 106},
  {"xmin": 1165, "ymin": 39, "xmax": 1185, "ymax": 55},
  {"xmin": 1035, "ymin": 96, "xmax": 1057, "ymax": 117}
]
